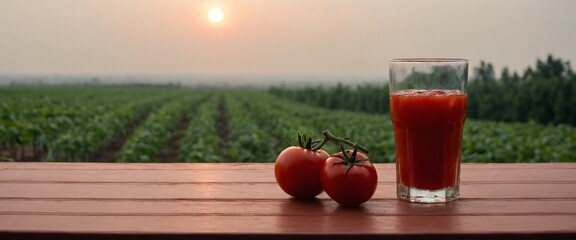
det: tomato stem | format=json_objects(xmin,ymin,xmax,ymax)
[
  {"xmin": 311, "ymin": 130, "xmax": 369, "ymax": 154},
  {"xmin": 332, "ymin": 144, "xmax": 369, "ymax": 174},
  {"xmin": 297, "ymin": 132, "xmax": 315, "ymax": 150}
]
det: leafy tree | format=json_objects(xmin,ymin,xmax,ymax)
[{"xmin": 270, "ymin": 54, "xmax": 576, "ymax": 126}]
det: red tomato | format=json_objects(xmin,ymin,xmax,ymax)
[
  {"xmin": 274, "ymin": 146, "xmax": 329, "ymax": 199},
  {"xmin": 321, "ymin": 150, "xmax": 378, "ymax": 206}
]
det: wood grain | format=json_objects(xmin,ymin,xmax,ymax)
[
  {"xmin": 1, "ymin": 163, "xmax": 574, "ymax": 183},
  {"xmin": 1, "ymin": 163, "xmax": 575, "ymax": 239}
]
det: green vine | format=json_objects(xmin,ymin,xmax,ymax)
[
  {"xmin": 310, "ymin": 130, "xmax": 369, "ymax": 154},
  {"xmin": 295, "ymin": 129, "xmax": 369, "ymax": 154}
]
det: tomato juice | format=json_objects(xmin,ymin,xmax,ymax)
[{"xmin": 390, "ymin": 89, "xmax": 467, "ymax": 190}]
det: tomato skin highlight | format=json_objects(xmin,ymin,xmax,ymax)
[
  {"xmin": 320, "ymin": 152, "xmax": 378, "ymax": 206},
  {"xmin": 274, "ymin": 146, "xmax": 329, "ymax": 199}
]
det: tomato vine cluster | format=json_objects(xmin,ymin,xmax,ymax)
[{"xmin": 274, "ymin": 130, "xmax": 378, "ymax": 206}]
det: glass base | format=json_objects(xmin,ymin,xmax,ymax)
[{"xmin": 397, "ymin": 183, "xmax": 459, "ymax": 203}]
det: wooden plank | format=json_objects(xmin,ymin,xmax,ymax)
[
  {"xmin": 0, "ymin": 162, "xmax": 273, "ymax": 170},
  {"xmin": 1, "ymin": 215, "xmax": 575, "ymax": 235},
  {"xmin": 1, "ymin": 163, "xmax": 575, "ymax": 239},
  {"xmin": 1, "ymin": 182, "xmax": 576, "ymax": 200},
  {"xmin": 1, "ymin": 162, "xmax": 575, "ymax": 171},
  {"xmin": 2, "ymin": 199, "xmax": 576, "ymax": 216},
  {"xmin": 1, "ymin": 165, "xmax": 574, "ymax": 183}
]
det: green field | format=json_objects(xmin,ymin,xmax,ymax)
[{"xmin": 1, "ymin": 87, "xmax": 574, "ymax": 163}]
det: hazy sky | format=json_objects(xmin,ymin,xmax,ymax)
[{"xmin": 1, "ymin": 0, "xmax": 575, "ymax": 78}]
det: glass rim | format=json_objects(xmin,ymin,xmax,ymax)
[{"xmin": 390, "ymin": 58, "xmax": 468, "ymax": 63}]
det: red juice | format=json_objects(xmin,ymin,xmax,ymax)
[{"xmin": 390, "ymin": 90, "xmax": 467, "ymax": 190}]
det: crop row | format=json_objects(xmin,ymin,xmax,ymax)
[
  {"xmin": 1, "ymin": 88, "xmax": 176, "ymax": 161},
  {"xmin": 222, "ymin": 93, "xmax": 277, "ymax": 162},
  {"xmin": 245, "ymin": 91, "xmax": 575, "ymax": 163},
  {"xmin": 178, "ymin": 94, "xmax": 223, "ymax": 162},
  {"xmin": 1, "ymin": 89, "xmax": 120, "ymax": 158},
  {"xmin": 1, "ymin": 87, "xmax": 574, "ymax": 163},
  {"xmin": 46, "ymin": 99, "xmax": 158, "ymax": 161},
  {"xmin": 116, "ymin": 93, "xmax": 209, "ymax": 163}
]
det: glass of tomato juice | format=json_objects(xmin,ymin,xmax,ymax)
[{"xmin": 389, "ymin": 58, "xmax": 468, "ymax": 203}]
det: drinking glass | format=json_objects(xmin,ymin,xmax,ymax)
[{"xmin": 389, "ymin": 58, "xmax": 468, "ymax": 203}]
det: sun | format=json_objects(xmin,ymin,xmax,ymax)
[{"xmin": 208, "ymin": 7, "xmax": 224, "ymax": 24}]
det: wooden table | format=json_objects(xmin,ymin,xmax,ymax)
[{"xmin": 1, "ymin": 163, "xmax": 575, "ymax": 239}]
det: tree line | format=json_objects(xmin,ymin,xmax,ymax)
[{"xmin": 268, "ymin": 55, "xmax": 576, "ymax": 126}]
